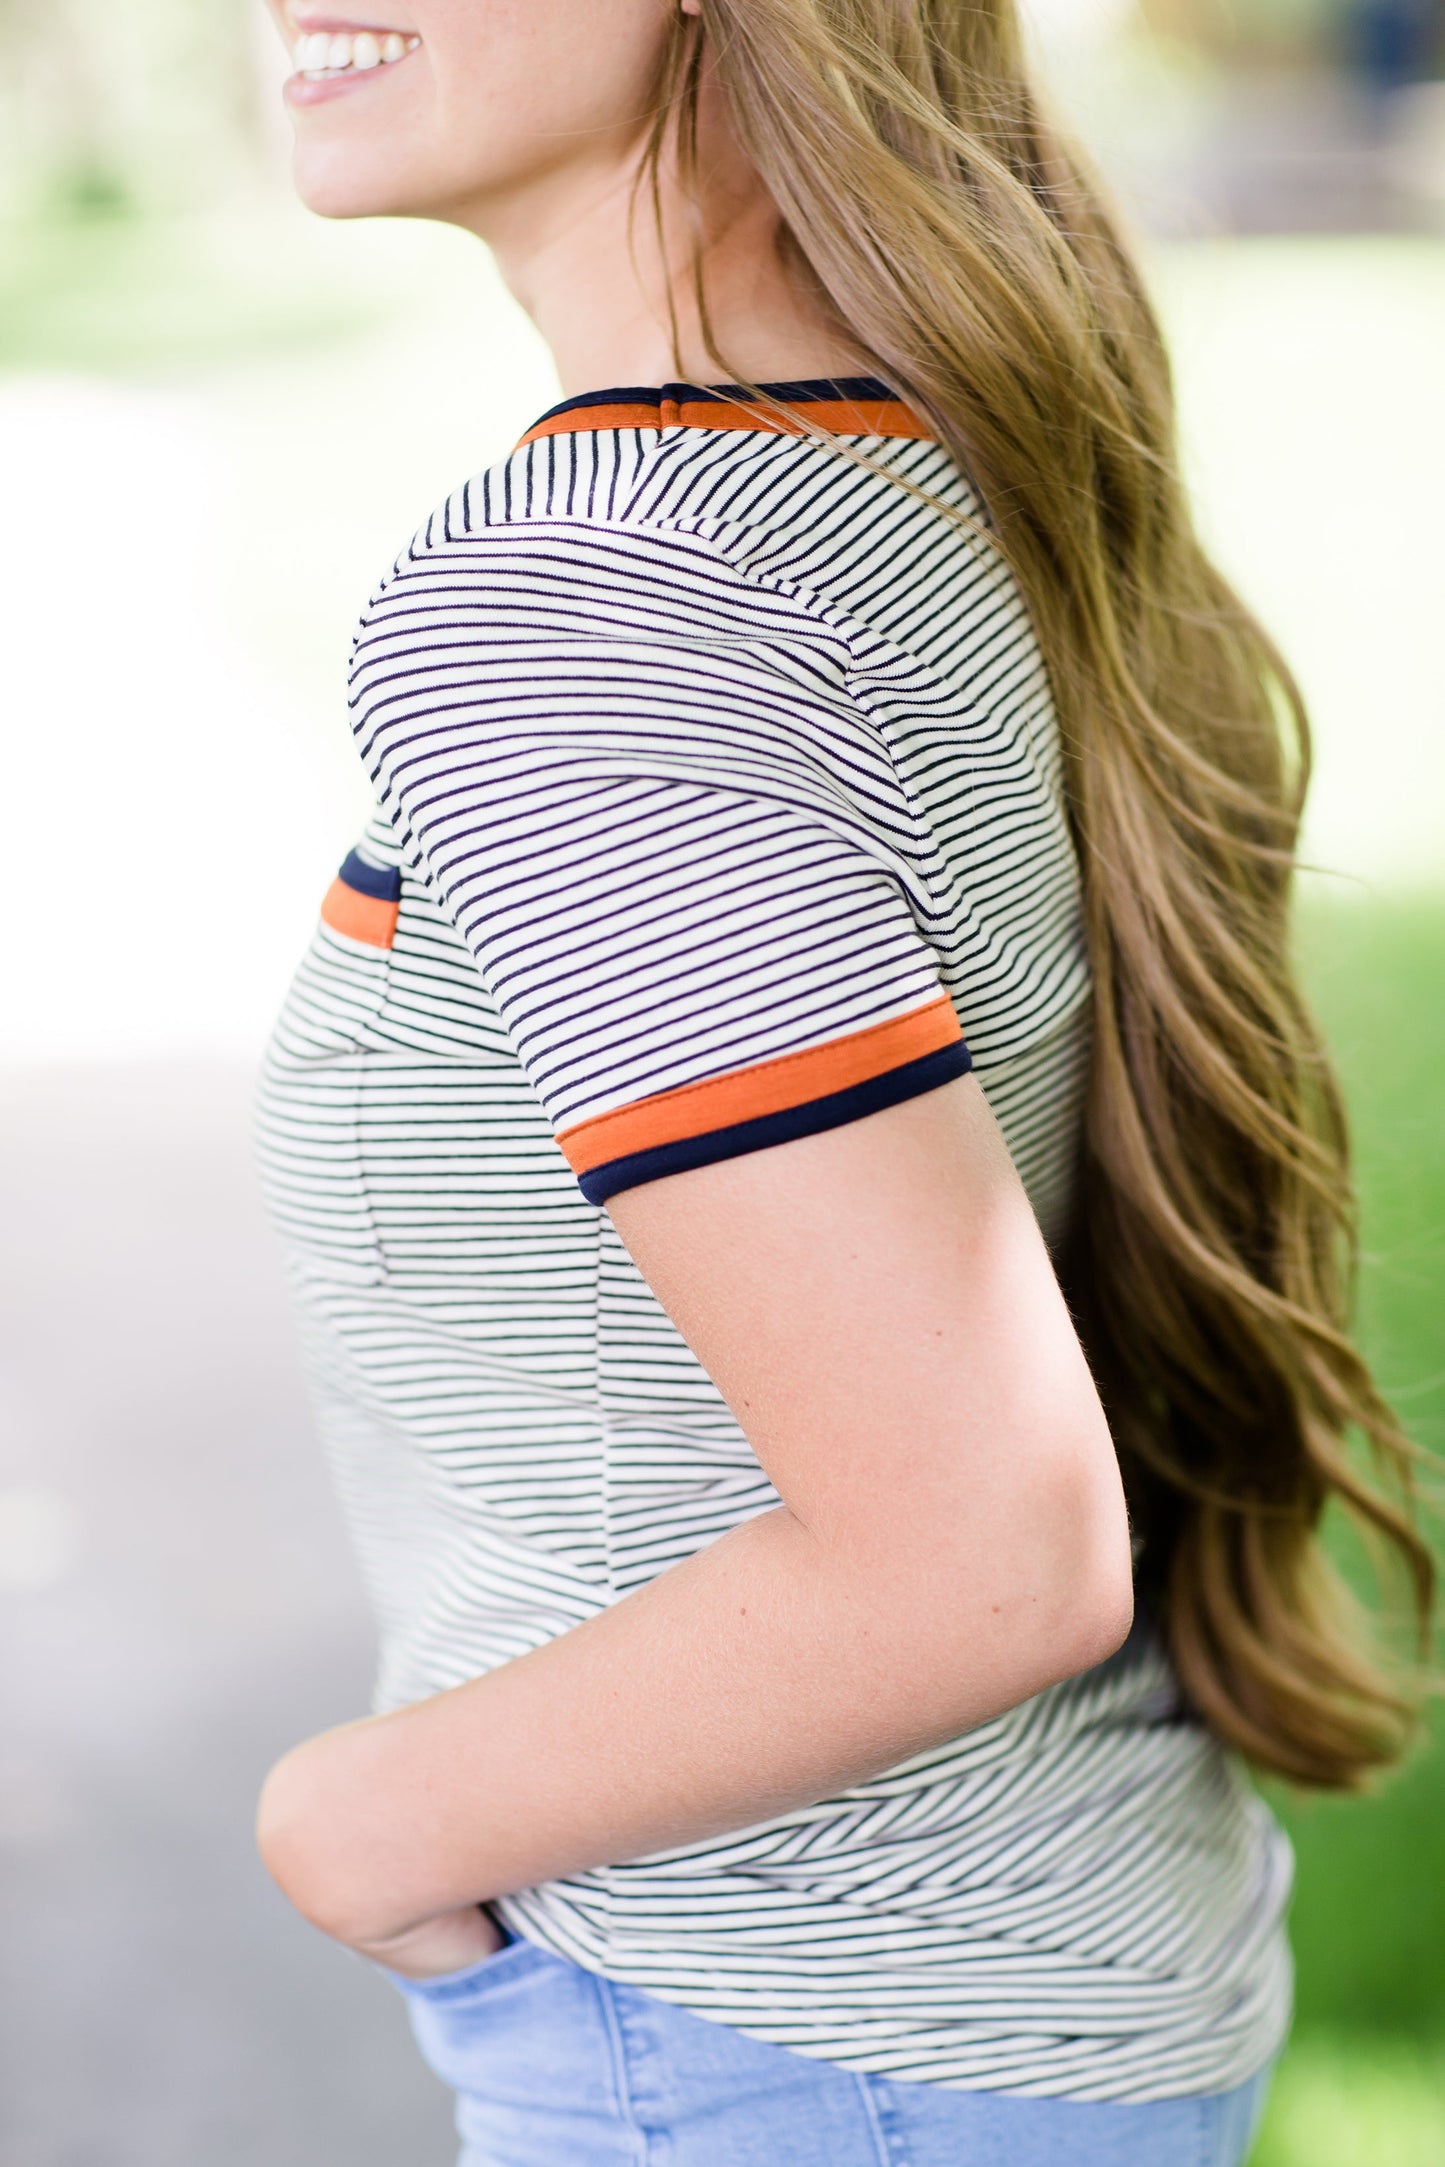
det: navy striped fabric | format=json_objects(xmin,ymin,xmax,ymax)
[{"xmin": 256, "ymin": 382, "xmax": 1292, "ymax": 2103}]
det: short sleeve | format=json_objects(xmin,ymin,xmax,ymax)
[{"xmin": 350, "ymin": 516, "xmax": 971, "ymax": 1201}]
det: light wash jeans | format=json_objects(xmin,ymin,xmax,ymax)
[{"xmin": 383, "ymin": 1926, "xmax": 1273, "ymax": 2166}]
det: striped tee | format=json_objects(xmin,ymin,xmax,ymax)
[{"xmin": 256, "ymin": 378, "xmax": 1292, "ymax": 2102}]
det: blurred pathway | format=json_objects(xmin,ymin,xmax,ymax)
[{"xmin": 0, "ymin": 1062, "xmax": 456, "ymax": 2166}]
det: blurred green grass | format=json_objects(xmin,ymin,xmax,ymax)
[
  {"xmin": 1249, "ymin": 893, "xmax": 1445, "ymax": 2164},
  {"xmin": 1254, "ymin": 2034, "xmax": 1445, "ymax": 2167},
  {"xmin": 0, "ymin": 207, "xmax": 389, "ymax": 371}
]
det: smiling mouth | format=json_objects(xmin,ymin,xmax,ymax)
[{"xmin": 289, "ymin": 26, "xmax": 420, "ymax": 79}]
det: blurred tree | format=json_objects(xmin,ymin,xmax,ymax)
[
  {"xmin": 1139, "ymin": 0, "xmax": 1338, "ymax": 60},
  {"xmin": 1140, "ymin": 0, "xmax": 1444, "ymax": 73},
  {"xmin": 1, "ymin": 0, "xmax": 273, "ymax": 220}
]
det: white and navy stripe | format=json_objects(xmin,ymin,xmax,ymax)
[{"xmin": 256, "ymin": 379, "xmax": 1291, "ymax": 2102}]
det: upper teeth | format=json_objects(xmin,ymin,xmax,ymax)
[{"xmin": 293, "ymin": 28, "xmax": 416, "ymax": 74}]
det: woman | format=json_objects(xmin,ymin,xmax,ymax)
[{"xmin": 253, "ymin": 5, "xmax": 1432, "ymax": 2162}]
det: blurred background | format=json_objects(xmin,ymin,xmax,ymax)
[{"xmin": 1, "ymin": 3, "xmax": 1441, "ymax": 2162}]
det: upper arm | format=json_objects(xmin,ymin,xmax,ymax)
[{"xmin": 607, "ymin": 1076, "xmax": 1131, "ymax": 1667}]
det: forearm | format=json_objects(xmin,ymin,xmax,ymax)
[{"xmin": 258, "ymin": 1455, "xmax": 1125, "ymax": 1947}]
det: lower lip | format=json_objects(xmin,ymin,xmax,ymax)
[{"xmin": 283, "ymin": 51, "xmax": 415, "ymax": 107}]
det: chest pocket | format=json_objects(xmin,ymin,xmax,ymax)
[{"xmin": 255, "ymin": 850, "xmax": 403, "ymax": 1285}]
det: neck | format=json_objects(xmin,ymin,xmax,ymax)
[{"xmin": 440, "ymin": 97, "xmax": 867, "ymax": 398}]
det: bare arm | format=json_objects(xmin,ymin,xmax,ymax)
[{"xmin": 256, "ymin": 1076, "xmax": 1132, "ymax": 1960}]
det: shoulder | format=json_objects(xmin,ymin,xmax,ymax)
[
  {"xmin": 352, "ymin": 425, "xmax": 853, "ymax": 676},
  {"xmin": 343, "ymin": 430, "xmax": 939, "ymax": 871},
  {"xmin": 351, "ymin": 402, "xmax": 1038, "ymax": 743}
]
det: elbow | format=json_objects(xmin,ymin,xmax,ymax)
[
  {"xmin": 874, "ymin": 1435, "xmax": 1135, "ymax": 1745},
  {"xmin": 998, "ymin": 1546, "xmax": 1133, "ymax": 1709},
  {"xmin": 1057, "ymin": 1534, "xmax": 1135, "ymax": 1679},
  {"xmin": 258, "ymin": 1726, "xmax": 429, "ymax": 1950},
  {"xmin": 256, "ymin": 1743, "xmax": 366, "ymax": 1945},
  {"xmin": 256, "ymin": 1747, "xmax": 325, "ymax": 1922},
  {"xmin": 860, "ymin": 1418, "xmax": 1136, "ymax": 1738},
  {"xmin": 1034, "ymin": 1442, "xmax": 1135, "ymax": 1685},
  {"xmin": 936, "ymin": 1426, "xmax": 1134, "ymax": 1710}
]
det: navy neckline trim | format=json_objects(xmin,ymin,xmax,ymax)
[{"xmin": 533, "ymin": 376, "xmax": 899, "ymax": 428}]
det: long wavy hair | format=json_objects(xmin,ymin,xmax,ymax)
[{"xmin": 642, "ymin": 0, "xmax": 1434, "ymax": 1788}]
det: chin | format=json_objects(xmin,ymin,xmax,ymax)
[{"xmin": 290, "ymin": 143, "xmax": 422, "ymax": 221}]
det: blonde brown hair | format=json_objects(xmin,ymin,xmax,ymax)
[{"xmin": 645, "ymin": 0, "xmax": 1434, "ymax": 1787}]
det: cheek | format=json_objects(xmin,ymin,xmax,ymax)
[
  {"xmin": 285, "ymin": 0, "xmax": 674, "ymax": 221},
  {"xmin": 427, "ymin": 0, "xmax": 675, "ymax": 185},
  {"xmin": 285, "ymin": 62, "xmax": 480, "ymax": 220}
]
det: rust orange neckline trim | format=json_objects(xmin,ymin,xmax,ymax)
[{"xmin": 517, "ymin": 376, "xmax": 934, "ymax": 449}]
